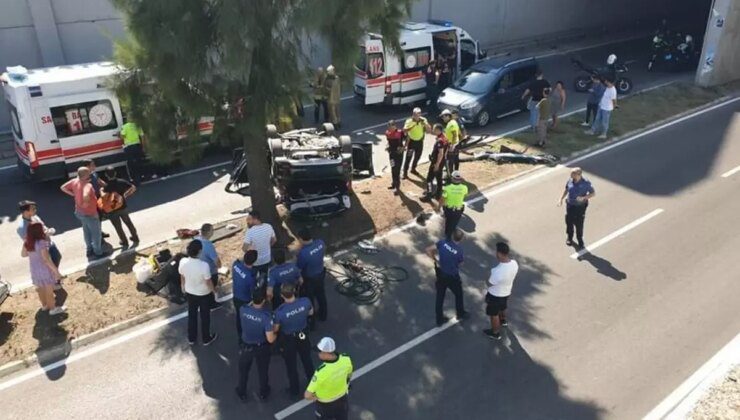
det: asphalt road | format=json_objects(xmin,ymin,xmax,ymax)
[
  {"xmin": 0, "ymin": 36, "xmax": 689, "ymax": 289},
  {"xmin": 1, "ymin": 89, "xmax": 737, "ymax": 418}
]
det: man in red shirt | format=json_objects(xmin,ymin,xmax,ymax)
[
  {"xmin": 385, "ymin": 120, "xmax": 405, "ymax": 195},
  {"xmin": 61, "ymin": 167, "xmax": 107, "ymax": 258}
]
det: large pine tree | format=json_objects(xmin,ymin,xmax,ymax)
[{"xmin": 111, "ymin": 0, "xmax": 411, "ymax": 232}]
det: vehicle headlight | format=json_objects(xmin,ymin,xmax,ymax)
[{"xmin": 460, "ymin": 101, "xmax": 479, "ymax": 111}]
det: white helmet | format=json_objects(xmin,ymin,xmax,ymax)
[
  {"xmin": 653, "ymin": 35, "xmax": 661, "ymax": 43},
  {"xmin": 607, "ymin": 54, "xmax": 617, "ymax": 65},
  {"xmin": 685, "ymin": 34, "xmax": 693, "ymax": 43}
]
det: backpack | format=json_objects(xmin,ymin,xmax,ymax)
[{"xmin": 97, "ymin": 191, "xmax": 124, "ymax": 214}]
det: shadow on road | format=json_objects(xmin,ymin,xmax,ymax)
[
  {"xmin": 577, "ymin": 252, "xmax": 627, "ymax": 281},
  {"xmin": 32, "ymin": 300, "xmax": 71, "ymax": 381}
]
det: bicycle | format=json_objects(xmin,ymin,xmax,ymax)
[{"xmin": 327, "ymin": 257, "xmax": 408, "ymax": 305}]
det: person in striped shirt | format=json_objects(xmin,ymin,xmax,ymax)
[{"xmin": 242, "ymin": 211, "xmax": 276, "ymax": 278}]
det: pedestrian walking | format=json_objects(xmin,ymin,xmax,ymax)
[
  {"xmin": 195, "ymin": 223, "xmax": 223, "ymax": 310},
  {"xmin": 233, "ymin": 250, "xmax": 258, "ymax": 342},
  {"xmin": 439, "ymin": 171, "xmax": 468, "ymax": 239},
  {"xmin": 426, "ymin": 229, "xmax": 469, "ymax": 326},
  {"xmin": 402, "ymin": 107, "xmax": 431, "ymax": 178},
  {"xmin": 242, "ymin": 211, "xmax": 276, "ymax": 277},
  {"xmin": 304, "ymin": 337, "xmax": 353, "ymax": 420},
  {"xmin": 325, "ymin": 65, "xmax": 341, "ymax": 129},
  {"xmin": 120, "ymin": 117, "xmax": 146, "ymax": 182},
  {"xmin": 385, "ymin": 120, "xmax": 405, "ymax": 195},
  {"xmin": 179, "ymin": 240, "xmax": 218, "ymax": 346},
  {"xmin": 267, "ymin": 249, "xmax": 302, "ymax": 309},
  {"xmin": 99, "ymin": 167, "xmax": 139, "ymax": 249},
  {"xmin": 483, "ymin": 242, "xmax": 519, "ymax": 340},
  {"xmin": 425, "ymin": 60, "xmax": 440, "ymax": 106},
  {"xmin": 274, "ymin": 283, "xmax": 315, "ymax": 398},
  {"xmin": 586, "ymin": 77, "xmax": 617, "ymax": 139},
  {"xmin": 235, "ymin": 289, "xmax": 276, "ymax": 402},
  {"xmin": 296, "ymin": 229, "xmax": 326, "ymax": 330},
  {"xmin": 535, "ymin": 88, "xmax": 551, "ymax": 147},
  {"xmin": 421, "ymin": 123, "xmax": 449, "ymax": 201},
  {"xmin": 60, "ymin": 167, "xmax": 107, "ymax": 259},
  {"xmin": 558, "ymin": 167, "xmax": 596, "ymax": 249},
  {"xmin": 521, "ymin": 69, "xmax": 551, "ymax": 131},
  {"xmin": 310, "ymin": 67, "xmax": 329, "ymax": 124},
  {"xmin": 549, "ymin": 81, "xmax": 567, "ymax": 130},
  {"xmin": 21, "ymin": 223, "xmax": 65, "ymax": 315},
  {"xmin": 580, "ymin": 75, "xmax": 605, "ymax": 126},
  {"xmin": 17, "ymin": 200, "xmax": 61, "ymax": 268},
  {"xmin": 441, "ymin": 109, "xmax": 461, "ymax": 173}
]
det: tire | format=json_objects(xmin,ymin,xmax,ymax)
[
  {"xmin": 475, "ymin": 110, "xmax": 491, "ymax": 127},
  {"xmin": 573, "ymin": 76, "xmax": 590, "ymax": 92},
  {"xmin": 322, "ymin": 122, "xmax": 335, "ymax": 135},
  {"xmin": 268, "ymin": 138, "xmax": 283, "ymax": 158},
  {"xmin": 339, "ymin": 135, "xmax": 352, "ymax": 155},
  {"xmin": 266, "ymin": 124, "xmax": 278, "ymax": 137},
  {"xmin": 616, "ymin": 77, "xmax": 633, "ymax": 94}
]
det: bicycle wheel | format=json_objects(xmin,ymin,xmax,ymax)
[{"xmin": 381, "ymin": 266, "xmax": 408, "ymax": 282}]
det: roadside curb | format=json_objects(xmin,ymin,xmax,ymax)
[
  {"xmin": 2, "ymin": 87, "xmax": 737, "ymax": 382},
  {"xmin": 0, "ymin": 281, "xmax": 235, "ymax": 380}
]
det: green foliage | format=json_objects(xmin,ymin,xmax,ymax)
[{"xmin": 112, "ymin": 0, "xmax": 413, "ymax": 163}]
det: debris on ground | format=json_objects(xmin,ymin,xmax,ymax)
[{"xmin": 689, "ymin": 364, "xmax": 740, "ymax": 420}]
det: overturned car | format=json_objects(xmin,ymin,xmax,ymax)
[{"xmin": 226, "ymin": 123, "xmax": 373, "ymax": 218}]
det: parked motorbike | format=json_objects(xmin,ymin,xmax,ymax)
[
  {"xmin": 647, "ymin": 34, "xmax": 698, "ymax": 72},
  {"xmin": 571, "ymin": 55, "xmax": 633, "ymax": 95}
]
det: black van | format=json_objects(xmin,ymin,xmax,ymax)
[{"xmin": 436, "ymin": 56, "xmax": 539, "ymax": 127}]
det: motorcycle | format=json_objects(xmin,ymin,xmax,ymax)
[
  {"xmin": 647, "ymin": 34, "xmax": 699, "ymax": 72},
  {"xmin": 571, "ymin": 56, "xmax": 634, "ymax": 95}
]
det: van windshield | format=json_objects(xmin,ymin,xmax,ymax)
[{"xmin": 453, "ymin": 69, "xmax": 497, "ymax": 94}]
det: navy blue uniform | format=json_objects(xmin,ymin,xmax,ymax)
[
  {"xmin": 434, "ymin": 239, "xmax": 466, "ymax": 325},
  {"xmin": 232, "ymin": 260, "xmax": 257, "ymax": 341},
  {"xmin": 268, "ymin": 262, "xmax": 301, "ymax": 308},
  {"xmin": 297, "ymin": 240, "xmax": 327, "ymax": 326},
  {"xmin": 564, "ymin": 177, "xmax": 595, "ymax": 247},
  {"xmin": 236, "ymin": 305, "xmax": 273, "ymax": 399},
  {"xmin": 275, "ymin": 298, "xmax": 315, "ymax": 395}
]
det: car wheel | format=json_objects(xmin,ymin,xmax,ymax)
[
  {"xmin": 322, "ymin": 123, "xmax": 335, "ymax": 135},
  {"xmin": 339, "ymin": 135, "xmax": 352, "ymax": 155},
  {"xmin": 617, "ymin": 77, "xmax": 633, "ymax": 94},
  {"xmin": 268, "ymin": 138, "xmax": 283, "ymax": 158},
  {"xmin": 266, "ymin": 124, "xmax": 278, "ymax": 137},
  {"xmin": 476, "ymin": 110, "xmax": 491, "ymax": 127}
]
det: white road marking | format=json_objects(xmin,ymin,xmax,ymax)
[
  {"xmin": 274, "ymin": 319, "xmax": 460, "ymax": 419},
  {"xmin": 140, "ymin": 161, "xmax": 231, "ymax": 185},
  {"xmin": 570, "ymin": 209, "xmax": 664, "ymax": 259},
  {"xmin": 720, "ymin": 164, "xmax": 740, "ymax": 178},
  {"xmin": 0, "ymin": 292, "xmax": 234, "ymax": 391},
  {"xmin": 643, "ymin": 332, "xmax": 740, "ymax": 420},
  {"xmin": 0, "ymin": 164, "xmax": 16, "ymax": 172}
]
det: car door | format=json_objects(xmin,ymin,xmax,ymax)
[
  {"xmin": 507, "ymin": 65, "xmax": 537, "ymax": 112},
  {"xmin": 487, "ymin": 70, "xmax": 514, "ymax": 116}
]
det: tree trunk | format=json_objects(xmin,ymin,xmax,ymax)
[{"xmin": 239, "ymin": 113, "xmax": 287, "ymax": 245}]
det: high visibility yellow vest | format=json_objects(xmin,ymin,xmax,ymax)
[
  {"xmin": 306, "ymin": 354, "xmax": 353, "ymax": 402},
  {"xmin": 121, "ymin": 122, "xmax": 143, "ymax": 146},
  {"xmin": 404, "ymin": 117, "xmax": 428, "ymax": 141},
  {"xmin": 445, "ymin": 119, "xmax": 460, "ymax": 145},
  {"xmin": 443, "ymin": 183, "xmax": 468, "ymax": 208}
]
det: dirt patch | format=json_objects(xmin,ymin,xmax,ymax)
[
  {"xmin": 689, "ymin": 364, "xmax": 740, "ymax": 420},
  {"xmin": 0, "ymin": 81, "xmax": 737, "ymax": 369}
]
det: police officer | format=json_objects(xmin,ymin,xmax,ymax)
[
  {"xmin": 441, "ymin": 109, "xmax": 461, "ymax": 173},
  {"xmin": 233, "ymin": 250, "xmax": 258, "ymax": 342},
  {"xmin": 296, "ymin": 229, "xmax": 327, "ymax": 329},
  {"xmin": 421, "ymin": 123, "xmax": 449, "ymax": 202},
  {"xmin": 267, "ymin": 249, "xmax": 302, "ymax": 309},
  {"xmin": 426, "ymin": 229, "xmax": 469, "ymax": 326},
  {"xmin": 385, "ymin": 120, "xmax": 405, "ymax": 195},
  {"xmin": 558, "ymin": 167, "xmax": 596, "ymax": 249},
  {"xmin": 274, "ymin": 283, "xmax": 315, "ymax": 397},
  {"xmin": 119, "ymin": 117, "xmax": 145, "ymax": 182},
  {"xmin": 439, "ymin": 171, "xmax": 468, "ymax": 239},
  {"xmin": 235, "ymin": 290, "xmax": 276, "ymax": 402},
  {"xmin": 402, "ymin": 107, "xmax": 431, "ymax": 178},
  {"xmin": 305, "ymin": 337, "xmax": 354, "ymax": 420}
]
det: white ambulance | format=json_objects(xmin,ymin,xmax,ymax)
[
  {"xmin": 2, "ymin": 62, "xmax": 213, "ymax": 181},
  {"xmin": 354, "ymin": 20, "xmax": 487, "ymax": 106}
]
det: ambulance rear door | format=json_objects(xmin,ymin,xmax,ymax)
[
  {"xmin": 398, "ymin": 33, "xmax": 432, "ymax": 104},
  {"xmin": 354, "ymin": 40, "xmax": 386, "ymax": 105},
  {"xmin": 44, "ymin": 92, "xmax": 124, "ymax": 170}
]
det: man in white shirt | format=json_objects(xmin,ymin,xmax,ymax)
[
  {"xmin": 179, "ymin": 240, "xmax": 217, "ymax": 346},
  {"xmin": 483, "ymin": 242, "xmax": 519, "ymax": 341},
  {"xmin": 242, "ymin": 210, "xmax": 277, "ymax": 278},
  {"xmin": 586, "ymin": 77, "xmax": 618, "ymax": 140}
]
